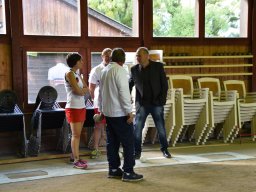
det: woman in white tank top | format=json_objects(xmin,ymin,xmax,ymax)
[{"xmin": 65, "ymin": 53, "xmax": 89, "ymax": 169}]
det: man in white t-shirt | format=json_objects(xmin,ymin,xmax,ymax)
[
  {"xmin": 88, "ymin": 48, "xmax": 112, "ymax": 158},
  {"xmin": 48, "ymin": 62, "xmax": 70, "ymax": 101},
  {"xmin": 48, "ymin": 62, "xmax": 69, "ymax": 87}
]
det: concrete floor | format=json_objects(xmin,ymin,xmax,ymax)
[{"xmin": 0, "ymin": 140, "xmax": 256, "ymax": 192}]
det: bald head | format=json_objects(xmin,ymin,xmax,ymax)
[
  {"xmin": 136, "ymin": 47, "xmax": 150, "ymax": 66},
  {"xmin": 136, "ymin": 47, "xmax": 149, "ymax": 55}
]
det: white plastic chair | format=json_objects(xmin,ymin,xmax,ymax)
[
  {"xmin": 198, "ymin": 77, "xmax": 238, "ymax": 143},
  {"xmin": 131, "ymin": 87, "xmax": 176, "ymax": 145},
  {"xmin": 168, "ymin": 75, "xmax": 209, "ymax": 146},
  {"xmin": 223, "ymin": 80, "xmax": 256, "ymax": 141}
]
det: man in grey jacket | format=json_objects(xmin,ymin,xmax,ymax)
[{"xmin": 129, "ymin": 47, "xmax": 171, "ymax": 159}]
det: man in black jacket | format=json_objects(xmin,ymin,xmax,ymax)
[{"xmin": 129, "ymin": 47, "xmax": 171, "ymax": 159}]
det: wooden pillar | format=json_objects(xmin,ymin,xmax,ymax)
[
  {"xmin": 252, "ymin": 0, "xmax": 256, "ymax": 91},
  {"xmin": 9, "ymin": 0, "xmax": 24, "ymax": 106}
]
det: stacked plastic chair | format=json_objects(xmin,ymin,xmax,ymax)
[
  {"xmin": 142, "ymin": 89, "xmax": 175, "ymax": 145},
  {"xmin": 168, "ymin": 75, "xmax": 209, "ymax": 146},
  {"xmin": 197, "ymin": 77, "xmax": 238, "ymax": 143},
  {"xmin": 223, "ymin": 80, "xmax": 256, "ymax": 141},
  {"xmin": 0, "ymin": 89, "xmax": 28, "ymax": 157},
  {"xmin": 28, "ymin": 86, "xmax": 66, "ymax": 156},
  {"xmin": 131, "ymin": 87, "xmax": 176, "ymax": 145}
]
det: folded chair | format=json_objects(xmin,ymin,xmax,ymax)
[
  {"xmin": 28, "ymin": 86, "xmax": 66, "ymax": 156},
  {"xmin": 197, "ymin": 77, "xmax": 237, "ymax": 143},
  {"xmin": 131, "ymin": 87, "xmax": 176, "ymax": 145},
  {"xmin": 0, "ymin": 90, "xmax": 28, "ymax": 157},
  {"xmin": 223, "ymin": 80, "xmax": 256, "ymax": 141},
  {"xmin": 141, "ymin": 89, "xmax": 175, "ymax": 144},
  {"xmin": 168, "ymin": 75, "xmax": 209, "ymax": 146}
]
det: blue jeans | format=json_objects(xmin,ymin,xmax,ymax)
[
  {"xmin": 134, "ymin": 105, "xmax": 169, "ymax": 153},
  {"xmin": 105, "ymin": 116, "xmax": 135, "ymax": 173}
]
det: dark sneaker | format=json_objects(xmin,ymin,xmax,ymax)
[
  {"xmin": 162, "ymin": 149, "xmax": 172, "ymax": 158},
  {"xmin": 134, "ymin": 152, "xmax": 141, "ymax": 160},
  {"xmin": 108, "ymin": 168, "xmax": 123, "ymax": 178},
  {"xmin": 122, "ymin": 172, "xmax": 143, "ymax": 182}
]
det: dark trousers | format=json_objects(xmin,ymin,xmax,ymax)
[
  {"xmin": 105, "ymin": 116, "xmax": 135, "ymax": 173},
  {"xmin": 134, "ymin": 105, "xmax": 169, "ymax": 153}
]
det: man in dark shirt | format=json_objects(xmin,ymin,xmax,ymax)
[{"xmin": 129, "ymin": 47, "xmax": 171, "ymax": 159}]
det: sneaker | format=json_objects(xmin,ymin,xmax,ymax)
[
  {"xmin": 73, "ymin": 161, "xmax": 88, "ymax": 169},
  {"xmin": 91, "ymin": 149, "xmax": 101, "ymax": 159},
  {"xmin": 122, "ymin": 172, "xmax": 143, "ymax": 182},
  {"xmin": 162, "ymin": 149, "xmax": 172, "ymax": 158},
  {"xmin": 134, "ymin": 152, "xmax": 141, "ymax": 160},
  {"xmin": 108, "ymin": 168, "xmax": 123, "ymax": 178},
  {"xmin": 69, "ymin": 158, "xmax": 88, "ymax": 165}
]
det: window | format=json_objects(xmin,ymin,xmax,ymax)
[
  {"xmin": 87, "ymin": 0, "xmax": 138, "ymax": 37},
  {"xmin": 27, "ymin": 52, "xmax": 70, "ymax": 103},
  {"xmin": 0, "ymin": 0, "xmax": 6, "ymax": 34},
  {"xmin": 205, "ymin": 0, "xmax": 248, "ymax": 38},
  {"xmin": 153, "ymin": 0, "xmax": 198, "ymax": 37},
  {"xmin": 22, "ymin": 0, "xmax": 81, "ymax": 36}
]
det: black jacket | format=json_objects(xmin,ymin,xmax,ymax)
[{"xmin": 129, "ymin": 60, "xmax": 168, "ymax": 111}]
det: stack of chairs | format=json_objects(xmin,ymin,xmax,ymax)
[
  {"xmin": 223, "ymin": 80, "xmax": 256, "ymax": 141},
  {"xmin": 131, "ymin": 87, "xmax": 176, "ymax": 145},
  {"xmin": 141, "ymin": 89, "xmax": 176, "ymax": 145},
  {"xmin": 168, "ymin": 75, "xmax": 209, "ymax": 146},
  {"xmin": 28, "ymin": 86, "xmax": 66, "ymax": 156},
  {"xmin": 0, "ymin": 90, "xmax": 28, "ymax": 157},
  {"xmin": 197, "ymin": 77, "xmax": 238, "ymax": 144}
]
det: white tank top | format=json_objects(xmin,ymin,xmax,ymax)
[{"xmin": 64, "ymin": 71, "xmax": 85, "ymax": 109}]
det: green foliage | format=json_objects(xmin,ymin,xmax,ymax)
[
  {"xmin": 153, "ymin": 0, "xmax": 241, "ymax": 37},
  {"xmin": 205, "ymin": 0, "xmax": 240, "ymax": 37},
  {"xmin": 153, "ymin": 0, "xmax": 195, "ymax": 37},
  {"xmin": 170, "ymin": 8, "xmax": 195, "ymax": 37},
  {"xmin": 88, "ymin": 0, "xmax": 133, "ymax": 28},
  {"xmin": 88, "ymin": 0, "xmax": 242, "ymax": 37}
]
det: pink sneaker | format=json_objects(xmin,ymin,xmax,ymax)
[
  {"xmin": 73, "ymin": 161, "xmax": 88, "ymax": 169},
  {"xmin": 70, "ymin": 157, "xmax": 88, "ymax": 165},
  {"xmin": 79, "ymin": 159, "xmax": 88, "ymax": 164}
]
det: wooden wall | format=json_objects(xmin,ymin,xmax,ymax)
[
  {"xmin": 88, "ymin": 16, "xmax": 126, "ymax": 37},
  {"xmin": 22, "ymin": 0, "xmax": 127, "ymax": 37},
  {"xmin": 0, "ymin": 44, "xmax": 11, "ymax": 90},
  {"xmin": 22, "ymin": 0, "xmax": 80, "ymax": 36},
  {"xmin": 151, "ymin": 45, "xmax": 250, "ymax": 58},
  {"xmin": 151, "ymin": 45, "xmax": 252, "ymax": 91}
]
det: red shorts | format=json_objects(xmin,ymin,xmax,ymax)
[
  {"xmin": 94, "ymin": 108, "xmax": 106, "ymax": 124},
  {"xmin": 65, "ymin": 108, "xmax": 86, "ymax": 123}
]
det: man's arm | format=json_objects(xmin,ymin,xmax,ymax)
[
  {"xmin": 89, "ymin": 83, "xmax": 96, "ymax": 100},
  {"xmin": 117, "ymin": 69, "xmax": 133, "ymax": 115},
  {"xmin": 159, "ymin": 63, "xmax": 168, "ymax": 101},
  {"xmin": 129, "ymin": 69, "xmax": 134, "ymax": 93}
]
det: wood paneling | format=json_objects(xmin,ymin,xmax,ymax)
[
  {"xmin": 151, "ymin": 45, "xmax": 252, "ymax": 91},
  {"xmin": 0, "ymin": 44, "xmax": 11, "ymax": 90}
]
